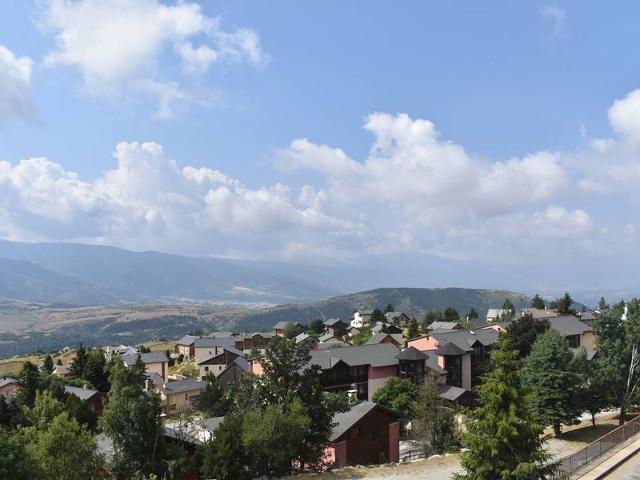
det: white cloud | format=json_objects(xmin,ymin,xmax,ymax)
[
  {"xmin": 0, "ymin": 45, "xmax": 34, "ymax": 125},
  {"xmin": 541, "ymin": 6, "xmax": 567, "ymax": 38},
  {"xmin": 609, "ymin": 89, "xmax": 640, "ymax": 148},
  {"xmin": 40, "ymin": 0, "xmax": 266, "ymax": 117}
]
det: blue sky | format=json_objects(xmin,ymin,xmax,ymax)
[{"xmin": 0, "ymin": 0, "xmax": 640, "ymax": 290}]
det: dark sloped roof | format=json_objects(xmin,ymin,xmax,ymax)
[
  {"xmin": 273, "ymin": 321, "xmax": 301, "ymax": 330},
  {"xmin": 365, "ymin": 333, "xmax": 403, "ymax": 345},
  {"xmin": 397, "ymin": 346, "xmax": 429, "ymax": 361},
  {"xmin": 324, "ymin": 318, "xmax": 346, "ymax": 326},
  {"xmin": 435, "ymin": 341, "xmax": 468, "ymax": 356},
  {"xmin": 194, "ymin": 337, "xmax": 236, "ymax": 348},
  {"xmin": 122, "ymin": 351, "xmax": 167, "ymax": 365},
  {"xmin": 202, "ymin": 416, "xmax": 225, "ymax": 434},
  {"xmin": 0, "ymin": 377, "xmax": 19, "ymax": 388},
  {"xmin": 64, "ymin": 385, "xmax": 98, "ymax": 401},
  {"xmin": 330, "ymin": 401, "xmax": 399, "ymax": 441},
  {"xmin": 309, "ymin": 343, "xmax": 400, "ymax": 370},
  {"xmin": 176, "ymin": 335, "xmax": 198, "ymax": 346},
  {"xmin": 437, "ymin": 384, "xmax": 468, "ymax": 401},
  {"xmin": 429, "ymin": 321, "xmax": 463, "ymax": 330},
  {"xmin": 548, "ymin": 315, "xmax": 592, "ymax": 337},
  {"xmin": 163, "ymin": 378, "xmax": 206, "ymax": 395}
]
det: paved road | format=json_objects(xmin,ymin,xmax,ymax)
[{"xmin": 603, "ymin": 451, "xmax": 640, "ymax": 479}]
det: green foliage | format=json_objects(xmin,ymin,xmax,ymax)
[
  {"xmin": 100, "ymin": 358, "xmax": 166, "ymax": 479},
  {"xmin": 372, "ymin": 377, "xmax": 418, "ymax": 424},
  {"xmin": 0, "ymin": 428, "xmax": 34, "ymax": 479},
  {"xmin": 196, "ymin": 373, "xmax": 228, "ymax": 417},
  {"xmin": 83, "ymin": 349, "xmax": 110, "ymax": 392},
  {"xmin": 572, "ymin": 349, "xmax": 606, "ymax": 426},
  {"xmin": 27, "ymin": 390, "xmax": 65, "ymax": 429},
  {"xmin": 551, "ymin": 292, "xmax": 575, "ymax": 315},
  {"xmin": 17, "ymin": 361, "xmax": 40, "ymax": 408},
  {"xmin": 351, "ymin": 324, "xmax": 373, "ymax": 345},
  {"xmin": 505, "ymin": 314, "xmax": 550, "ymax": 358},
  {"xmin": 284, "ymin": 323, "xmax": 304, "ymax": 339},
  {"xmin": 422, "ymin": 309, "xmax": 444, "ymax": 332},
  {"xmin": 522, "ymin": 329, "xmax": 581, "ymax": 435},
  {"xmin": 467, "ymin": 308, "xmax": 479, "ymax": 319},
  {"xmin": 25, "ymin": 412, "xmax": 101, "ymax": 480},
  {"xmin": 71, "ymin": 344, "xmax": 88, "ymax": 377},
  {"xmin": 383, "ymin": 304, "xmax": 394, "ymax": 314},
  {"xmin": 502, "ymin": 298, "xmax": 516, "ymax": 314},
  {"xmin": 444, "ymin": 307, "xmax": 460, "ymax": 322},
  {"xmin": 42, "ymin": 355, "xmax": 54, "ymax": 374},
  {"xmin": 411, "ymin": 380, "xmax": 459, "ymax": 456},
  {"xmin": 371, "ymin": 308, "xmax": 385, "ymax": 324},
  {"xmin": 598, "ymin": 296, "xmax": 609, "ymax": 310},
  {"xmin": 200, "ymin": 413, "xmax": 248, "ymax": 480},
  {"xmin": 530, "ymin": 294, "xmax": 546, "ymax": 309},
  {"xmin": 406, "ymin": 318, "xmax": 420, "ymax": 339},
  {"xmin": 307, "ymin": 319, "xmax": 325, "ymax": 335},
  {"xmin": 456, "ymin": 337, "xmax": 552, "ymax": 480}
]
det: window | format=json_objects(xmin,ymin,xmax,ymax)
[
  {"xmin": 205, "ymin": 366, "xmax": 209, "ymax": 372},
  {"xmin": 371, "ymin": 431, "xmax": 379, "ymax": 442},
  {"xmin": 566, "ymin": 335, "xmax": 580, "ymax": 348}
]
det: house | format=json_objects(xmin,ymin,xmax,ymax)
[
  {"xmin": 365, "ymin": 333, "xmax": 404, "ymax": 348},
  {"xmin": 295, "ymin": 332, "xmax": 319, "ymax": 349},
  {"xmin": 577, "ymin": 311, "xmax": 597, "ymax": 326},
  {"xmin": 307, "ymin": 343, "xmax": 401, "ymax": 401},
  {"xmin": 217, "ymin": 356, "xmax": 250, "ymax": 389},
  {"xmin": 197, "ymin": 347, "xmax": 244, "ymax": 380},
  {"xmin": 548, "ymin": 315, "xmax": 595, "ymax": 350},
  {"xmin": 437, "ymin": 384, "xmax": 475, "ymax": 406},
  {"xmin": 273, "ymin": 321, "xmax": 303, "ymax": 337},
  {"xmin": 397, "ymin": 346, "xmax": 444, "ymax": 387},
  {"xmin": 408, "ymin": 328, "xmax": 499, "ymax": 391},
  {"xmin": 520, "ymin": 308, "xmax": 561, "ymax": 320},
  {"xmin": 324, "ymin": 318, "xmax": 348, "ymax": 337},
  {"xmin": 325, "ymin": 401, "xmax": 400, "ymax": 467},
  {"xmin": 351, "ymin": 310, "xmax": 374, "ymax": 328},
  {"xmin": 234, "ymin": 332, "xmax": 273, "ymax": 353},
  {"xmin": 428, "ymin": 321, "xmax": 464, "ymax": 332},
  {"xmin": 385, "ymin": 312, "xmax": 411, "ymax": 327},
  {"xmin": 0, "ymin": 376, "xmax": 21, "ymax": 399},
  {"xmin": 194, "ymin": 337, "xmax": 237, "ymax": 363},
  {"xmin": 486, "ymin": 308, "xmax": 509, "ymax": 323},
  {"xmin": 64, "ymin": 385, "xmax": 106, "ymax": 415},
  {"xmin": 122, "ymin": 352, "xmax": 169, "ymax": 383},
  {"xmin": 372, "ymin": 322, "xmax": 403, "ymax": 335},
  {"xmin": 52, "ymin": 364, "xmax": 71, "ymax": 377},
  {"xmin": 347, "ymin": 326, "xmax": 361, "ymax": 337},
  {"xmin": 161, "ymin": 378, "xmax": 206, "ymax": 412},
  {"xmin": 175, "ymin": 335, "xmax": 198, "ymax": 359}
]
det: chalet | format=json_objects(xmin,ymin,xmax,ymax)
[
  {"xmin": 0, "ymin": 376, "xmax": 21, "ymax": 399},
  {"xmin": 122, "ymin": 352, "xmax": 169, "ymax": 383},
  {"xmin": 324, "ymin": 318, "xmax": 348, "ymax": 337},
  {"xmin": 234, "ymin": 332, "xmax": 273, "ymax": 353},
  {"xmin": 325, "ymin": 401, "xmax": 400, "ymax": 467},
  {"xmin": 396, "ymin": 346, "xmax": 444, "ymax": 387},
  {"xmin": 194, "ymin": 337, "xmax": 236, "ymax": 363},
  {"xmin": 577, "ymin": 311, "xmax": 597, "ymax": 326},
  {"xmin": 385, "ymin": 312, "xmax": 411, "ymax": 326},
  {"xmin": 520, "ymin": 308, "xmax": 561, "ymax": 320},
  {"xmin": 307, "ymin": 343, "xmax": 401, "ymax": 401},
  {"xmin": 197, "ymin": 347, "xmax": 245, "ymax": 380},
  {"xmin": 372, "ymin": 322, "xmax": 403, "ymax": 335},
  {"xmin": 347, "ymin": 326, "xmax": 361, "ymax": 337},
  {"xmin": 175, "ymin": 335, "xmax": 198, "ymax": 359},
  {"xmin": 161, "ymin": 378, "xmax": 206, "ymax": 412},
  {"xmin": 365, "ymin": 332, "xmax": 404, "ymax": 348},
  {"xmin": 351, "ymin": 310, "xmax": 374, "ymax": 328},
  {"xmin": 52, "ymin": 364, "xmax": 71, "ymax": 378},
  {"xmin": 273, "ymin": 321, "xmax": 303, "ymax": 337},
  {"xmin": 408, "ymin": 328, "xmax": 499, "ymax": 391},
  {"xmin": 64, "ymin": 385, "xmax": 106, "ymax": 415},
  {"xmin": 295, "ymin": 332, "xmax": 319, "ymax": 349},
  {"xmin": 428, "ymin": 321, "xmax": 464, "ymax": 332},
  {"xmin": 548, "ymin": 315, "xmax": 595, "ymax": 350},
  {"xmin": 217, "ymin": 357, "xmax": 250, "ymax": 389},
  {"xmin": 486, "ymin": 308, "xmax": 509, "ymax": 322}
]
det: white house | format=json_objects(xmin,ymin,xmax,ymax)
[{"xmin": 351, "ymin": 310, "xmax": 374, "ymax": 328}]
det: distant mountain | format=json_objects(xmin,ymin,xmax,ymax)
[
  {"xmin": 232, "ymin": 287, "xmax": 531, "ymax": 331},
  {"xmin": 0, "ymin": 240, "xmax": 341, "ymax": 304}
]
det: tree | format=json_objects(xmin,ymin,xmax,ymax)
[
  {"xmin": 598, "ymin": 297, "xmax": 609, "ymax": 310},
  {"xmin": 467, "ymin": 308, "xmax": 479, "ymax": 319},
  {"xmin": 26, "ymin": 412, "xmax": 101, "ymax": 480},
  {"xmin": 200, "ymin": 413, "xmax": 248, "ymax": 480},
  {"xmin": 591, "ymin": 300, "xmax": 640, "ymax": 424},
  {"xmin": 166, "ymin": 349, "xmax": 175, "ymax": 367},
  {"xmin": 42, "ymin": 355, "xmax": 54, "ymax": 374},
  {"xmin": 17, "ymin": 361, "xmax": 40, "ymax": 408},
  {"xmin": 83, "ymin": 349, "xmax": 109, "ymax": 392},
  {"xmin": 27, "ymin": 390, "xmax": 65, "ymax": 429},
  {"xmin": 502, "ymin": 298, "xmax": 516, "ymax": 314},
  {"xmin": 406, "ymin": 318, "xmax": 420, "ymax": 339},
  {"xmin": 505, "ymin": 314, "xmax": 550, "ymax": 359},
  {"xmin": 411, "ymin": 379, "xmax": 458, "ymax": 456},
  {"xmin": 284, "ymin": 323, "xmax": 304, "ymax": 339},
  {"xmin": 307, "ymin": 319, "xmax": 325, "ymax": 335},
  {"xmin": 0, "ymin": 429, "xmax": 34, "ymax": 480},
  {"xmin": 383, "ymin": 304, "xmax": 394, "ymax": 314},
  {"xmin": 444, "ymin": 307, "xmax": 459, "ymax": 322},
  {"xmin": 553, "ymin": 292, "xmax": 575, "ymax": 315},
  {"xmin": 572, "ymin": 349, "xmax": 606, "ymax": 427},
  {"xmin": 456, "ymin": 337, "xmax": 552, "ymax": 480},
  {"xmin": 100, "ymin": 358, "xmax": 166, "ymax": 478},
  {"xmin": 522, "ymin": 329, "xmax": 581, "ymax": 435},
  {"xmin": 371, "ymin": 308, "xmax": 385, "ymax": 325},
  {"xmin": 71, "ymin": 344, "xmax": 88, "ymax": 377},
  {"xmin": 196, "ymin": 373, "xmax": 228, "ymax": 417},
  {"xmin": 372, "ymin": 377, "xmax": 417, "ymax": 424},
  {"xmin": 531, "ymin": 294, "xmax": 546, "ymax": 309},
  {"xmin": 422, "ymin": 309, "xmax": 444, "ymax": 332}
]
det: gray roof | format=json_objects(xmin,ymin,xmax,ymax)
[
  {"xmin": 397, "ymin": 346, "xmax": 429, "ymax": 361},
  {"xmin": 64, "ymin": 385, "xmax": 99, "ymax": 401},
  {"xmin": 428, "ymin": 328, "xmax": 500, "ymax": 351},
  {"xmin": 295, "ymin": 332, "xmax": 311, "ymax": 343},
  {"xmin": 365, "ymin": 333, "xmax": 404, "ymax": 345},
  {"xmin": 194, "ymin": 337, "xmax": 236, "ymax": 348},
  {"xmin": 437, "ymin": 384, "xmax": 468, "ymax": 401},
  {"xmin": 273, "ymin": 321, "xmax": 301, "ymax": 330},
  {"xmin": 579, "ymin": 311, "xmax": 596, "ymax": 321},
  {"xmin": 356, "ymin": 310, "xmax": 374, "ymax": 316},
  {"xmin": 145, "ymin": 371, "xmax": 164, "ymax": 387},
  {"xmin": 207, "ymin": 331, "xmax": 234, "ymax": 338},
  {"xmin": 197, "ymin": 347, "xmax": 244, "ymax": 365},
  {"xmin": 201, "ymin": 416, "xmax": 225, "ymax": 434},
  {"xmin": 318, "ymin": 333, "xmax": 341, "ymax": 342},
  {"xmin": 163, "ymin": 378, "xmax": 206, "ymax": 395},
  {"xmin": 239, "ymin": 332, "xmax": 273, "ymax": 340},
  {"xmin": 330, "ymin": 401, "xmax": 398, "ymax": 441},
  {"xmin": 317, "ymin": 340, "xmax": 350, "ymax": 349},
  {"xmin": 176, "ymin": 335, "xmax": 198, "ymax": 346},
  {"xmin": 548, "ymin": 315, "xmax": 592, "ymax": 337},
  {"xmin": 429, "ymin": 321, "xmax": 463, "ymax": 331},
  {"xmin": 0, "ymin": 377, "xmax": 19, "ymax": 389},
  {"xmin": 309, "ymin": 343, "xmax": 400, "ymax": 370},
  {"xmin": 435, "ymin": 342, "xmax": 468, "ymax": 356},
  {"xmin": 324, "ymin": 318, "xmax": 346, "ymax": 327},
  {"xmin": 122, "ymin": 351, "xmax": 167, "ymax": 366}
]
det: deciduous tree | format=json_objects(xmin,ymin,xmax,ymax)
[
  {"xmin": 372, "ymin": 377, "xmax": 417, "ymax": 424},
  {"xmin": 411, "ymin": 380, "xmax": 458, "ymax": 456},
  {"xmin": 505, "ymin": 314, "xmax": 550, "ymax": 359}
]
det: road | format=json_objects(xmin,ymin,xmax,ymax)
[{"xmin": 603, "ymin": 451, "xmax": 640, "ymax": 479}]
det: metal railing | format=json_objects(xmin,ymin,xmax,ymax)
[{"xmin": 550, "ymin": 413, "xmax": 640, "ymax": 478}]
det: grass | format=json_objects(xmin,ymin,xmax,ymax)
[{"xmin": 0, "ymin": 351, "xmax": 76, "ymax": 377}]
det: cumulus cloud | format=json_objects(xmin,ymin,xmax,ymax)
[
  {"xmin": 0, "ymin": 45, "xmax": 34, "ymax": 125},
  {"xmin": 39, "ymin": 0, "xmax": 267, "ymax": 117}
]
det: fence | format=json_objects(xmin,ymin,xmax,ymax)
[
  {"xmin": 399, "ymin": 447, "xmax": 424, "ymax": 463},
  {"xmin": 549, "ymin": 413, "xmax": 640, "ymax": 478}
]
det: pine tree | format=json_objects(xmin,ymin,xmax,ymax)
[
  {"xmin": 502, "ymin": 298, "xmax": 516, "ymax": 314},
  {"xmin": 411, "ymin": 379, "xmax": 458, "ymax": 456},
  {"xmin": 456, "ymin": 337, "xmax": 552, "ymax": 480},
  {"xmin": 598, "ymin": 296, "xmax": 609, "ymax": 310},
  {"xmin": 406, "ymin": 318, "xmax": 420, "ymax": 339},
  {"xmin": 71, "ymin": 344, "xmax": 88, "ymax": 377},
  {"xmin": 505, "ymin": 314, "xmax": 550, "ymax": 359},
  {"xmin": 42, "ymin": 355, "xmax": 54, "ymax": 374},
  {"xmin": 200, "ymin": 413, "xmax": 248, "ymax": 480},
  {"xmin": 444, "ymin": 307, "xmax": 459, "ymax": 322},
  {"xmin": 522, "ymin": 329, "xmax": 581, "ymax": 435},
  {"xmin": 531, "ymin": 294, "xmax": 545, "ymax": 309},
  {"xmin": 467, "ymin": 308, "xmax": 479, "ymax": 319},
  {"xmin": 196, "ymin": 373, "xmax": 228, "ymax": 417},
  {"xmin": 383, "ymin": 304, "xmax": 394, "ymax": 314}
]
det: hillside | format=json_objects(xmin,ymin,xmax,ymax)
[{"xmin": 0, "ymin": 287, "xmax": 529, "ymax": 357}]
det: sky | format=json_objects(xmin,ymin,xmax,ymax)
[{"xmin": 1, "ymin": 0, "xmax": 640, "ymax": 290}]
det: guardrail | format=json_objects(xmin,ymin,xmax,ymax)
[{"xmin": 549, "ymin": 413, "xmax": 640, "ymax": 478}]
